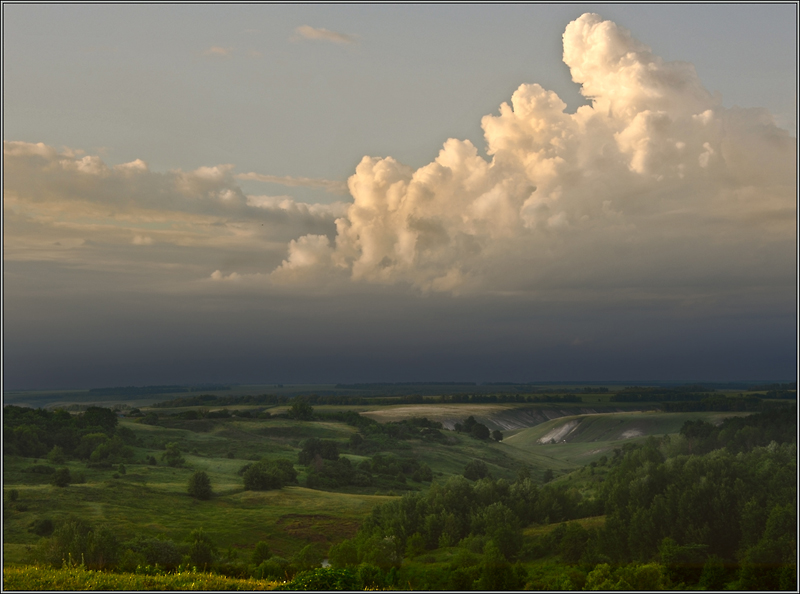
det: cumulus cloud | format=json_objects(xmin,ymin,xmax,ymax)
[
  {"xmin": 294, "ymin": 25, "xmax": 357, "ymax": 45},
  {"xmin": 3, "ymin": 142, "xmax": 343, "ymax": 280},
  {"xmin": 210, "ymin": 270, "xmax": 241, "ymax": 282},
  {"xmin": 275, "ymin": 13, "xmax": 795, "ymax": 297}
]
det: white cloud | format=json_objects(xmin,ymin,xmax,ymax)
[
  {"xmin": 132, "ymin": 235, "xmax": 153, "ymax": 245},
  {"xmin": 2, "ymin": 143, "xmax": 343, "ymax": 281},
  {"xmin": 274, "ymin": 13, "xmax": 795, "ymax": 296},
  {"xmin": 210, "ymin": 270, "xmax": 241, "ymax": 281},
  {"xmin": 237, "ymin": 171, "xmax": 349, "ymax": 195},
  {"xmin": 203, "ymin": 46, "xmax": 234, "ymax": 58},
  {"xmin": 294, "ymin": 25, "xmax": 357, "ymax": 45}
]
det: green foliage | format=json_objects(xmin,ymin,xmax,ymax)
[
  {"xmin": 3, "ymin": 565, "xmax": 280, "ymax": 590},
  {"xmin": 297, "ymin": 438, "xmax": 339, "ymax": 465},
  {"xmin": 288, "ymin": 399, "xmax": 314, "ymax": 421},
  {"xmin": 47, "ymin": 445, "xmax": 66, "ymax": 464},
  {"xmin": 35, "ymin": 516, "xmax": 121, "ymax": 570},
  {"xmin": 291, "ymin": 544, "xmax": 322, "ymax": 573},
  {"xmin": 3, "ymin": 406, "xmax": 125, "ymax": 460},
  {"xmin": 161, "ymin": 442, "xmax": 185, "ymax": 467},
  {"xmin": 29, "ymin": 518, "xmax": 55, "ymax": 537},
  {"xmin": 737, "ymin": 502, "xmax": 797, "ymax": 590},
  {"xmin": 254, "ymin": 556, "xmax": 290, "ymax": 581},
  {"xmin": 473, "ymin": 540, "xmax": 524, "ymax": 590},
  {"xmin": 306, "ymin": 457, "xmax": 372, "ymax": 490},
  {"xmin": 456, "ymin": 415, "xmax": 492, "ymax": 440},
  {"xmin": 52, "ymin": 467, "xmax": 71, "ymax": 488},
  {"xmin": 463, "ymin": 459, "xmax": 490, "ymax": 481},
  {"xmin": 584, "ymin": 562, "xmax": 667, "ymax": 590},
  {"xmin": 405, "ymin": 532, "xmax": 425, "ymax": 558},
  {"xmin": 187, "ymin": 528, "xmax": 218, "ymax": 569},
  {"xmin": 698, "ymin": 554, "xmax": 727, "ymax": 590},
  {"xmin": 125, "ymin": 535, "xmax": 183, "ymax": 571},
  {"xmin": 4, "ymin": 399, "xmax": 795, "ymax": 591},
  {"xmin": 491, "ymin": 429, "xmax": 503, "ymax": 442},
  {"xmin": 251, "ymin": 541, "xmax": 272, "ymax": 566},
  {"xmin": 328, "ymin": 539, "xmax": 358, "ymax": 568},
  {"xmin": 187, "ymin": 471, "xmax": 212, "ymax": 500},
  {"xmin": 242, "ymin": 459, "xmax": 297, "ymax": 491},
  {"xmin": 278, "ymin": 567, "xmax": 359, "ymax": 591}
]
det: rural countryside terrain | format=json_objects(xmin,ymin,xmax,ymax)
[{"xmin": 3, "ymin": 382, "xmax": 796, "ymax": 590}]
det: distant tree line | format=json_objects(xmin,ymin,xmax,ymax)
[
  {"xmin": 152, "ymin": 392, "xmax": 582, "ymax": 409},
  {"xmin": 746, "ymin": 381, "xmax": 796, "ymax": 392},
  {"xmin": 87, "ymin": 385, "xmax": 230, "ymax": 397},
  {"xmin": 661, "ymin": 395, "xmax": 769, "ymax": 412}
]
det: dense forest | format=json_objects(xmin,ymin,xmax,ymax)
[{"xmin": 325, "ymin": 407, "xmax": 796, "ymax": 589}]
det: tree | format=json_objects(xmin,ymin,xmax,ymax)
[
  {"xmin": 298, "ymin": 438, "xmax": 339, "ymax": 465},
  {"xmin": 80, "ymin": 407, "xmax": 118, "ymax": 435},
  {"xmin": 463, "ymin": 459, "xmax": 490, "ymax": 481},
  {"xmin": 473, "ymin": 540, "xmax": 523, "ymax": 590},
  {"xmin": 243, "ymin": 464, "xmax": 283, "ymax": 491},
  {"xmin": 252, "ymin": 541, "xmax": 272, "ymax": 565},
  {"xmin": 293, "ymin": 543, "xmax": 323, "ymax": 572},
  {"xmin": 188, "ymin": 471, "xmax": 212, "ymax": 500},
  {"xmin": 492, "ymin": 430, "xmax": 503, "ymax": 442},
  {"xmin": 47, "ymin": 445, "xmax": 66, "ymax": 464},
  {"xmin": 289, "ymin": 399, "xmax": 314, "ymax": 421},
  {"xmin": 243, "ymin": 459, "xmax": 297, "ymax": 491},
  {"xmin": 37, "ymin": 516, "xmax": 120, "ymax": 570},
  {"xmin": 161, "ymin": 442, "xmax": 185, "ymax": 467},
  {"xmin": 329, "ymin": 539, "xmax": 359, "ymax": 568},
  {"xmin": 52, "ymin": 467, "xmax": 71, "ymax": 488},
  {"xmin": 187, "ymin": 528, "xmax": 218, "ymax": 570},
  {"xmin": 471, "ymin": 423, "xmax": 490, "ymax": 440}
]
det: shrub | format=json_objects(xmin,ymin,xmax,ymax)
[
  {"xmin": 52, "ymin": 468, "xmax": 71, "ymax": 488},
  {"xmin": 288, "ymin": 399, "xmax": 314, "ymax": 421},
  {"xmin": 29, "ymin": 518, "xmax": 55, "ymax": 537},
  {"xmin": 292, "ymin": 544, "xmax": 322, "ymax": 573},
  {"xmin": 251, "ymin": 541, "xmax": 272, "ymax": 565},
  {"xmin": 328, "ymin": 539, "xmax": 358, "ymax": 568},
  {"xmin": 161, "ymin": 443, "xmax": 185, "ymax": 467},
  {"xmin": 35, "ymin": 516, "xmax": 121, "ymax": 570},
  {"xmin": 28, "ymin": 465, "xmax": 56, "ymax": 475},
  {"xmin": 470, "ymin": 423, "xmax": 491, "ymax": 440},
  {"xmin": 463, "ymin": 459, "xmax": 490, "ymax": 481},
  {"xmin": 254, "ymin": 556, "xmax": 290, "ymax": 580},
  {"xmin": 187, "ymin": 528, "xmax": 217, "ymax": 570},
  {"xmin": 278, "ymin": 567, "xmax": 359, "ymax": 591},
  {"xmin": 242, "ymin": 459, "xmax": 297, "ymax": 491},
  {"xmin": 298, "ymin": 439, "xmax": 339, "ymax": 465},
  {"xmin": 126, "ymin": 535, "xmax": 183, "ymax": 570},
  {"xmin": 47, "ymin": 446, "xmax": 66, "ymax": 465},
  {"xmin": 187, "ymin": 471, "xmax": 212, "ymax": 500}
]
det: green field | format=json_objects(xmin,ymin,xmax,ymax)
[
  {"xmin": 6, "ymin": 391, "xmax": 793, "ymax": 591},
  {"xmin": 501, "ymin": 410, "xmax": 752, "ymax": 468}
]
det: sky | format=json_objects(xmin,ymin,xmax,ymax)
[{"xmin": 3, "ymin": 4, "xmax": 797, "ymax": 390}]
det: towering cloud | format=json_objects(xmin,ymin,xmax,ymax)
[{"xmin": 274, "ymin": 13, "xmax": 795, "ymax": 297}]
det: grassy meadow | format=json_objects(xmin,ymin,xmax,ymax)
[{"xmin": 4, "ymin": 386, "xmax": 794, "ymax": 590}]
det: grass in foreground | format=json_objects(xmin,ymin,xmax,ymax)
[{"xmin": 3, "ymin": 565, "xmax": 281, "ymax": 591}]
